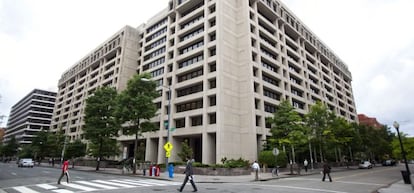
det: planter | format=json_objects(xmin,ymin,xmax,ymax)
[{"xmin": 174, "ymin": 166, "xmax": 251, "ymax": 176}]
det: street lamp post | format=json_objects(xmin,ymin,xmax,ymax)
[
  {"xmin": 393, "ymin": 121, "xmax": 411, "ymax": 184},
  {"xmin": 164, "ymin": 85, "xmax": 172, "ymax": 168}
]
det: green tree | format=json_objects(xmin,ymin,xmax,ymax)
[
  {"xmin": 83, "ymin": 86, "xmax": 120, "ymax": 171},
  {"xmin": 32, "ymin": 130, "xmax": 50, "ymax": 161},
  {"xmin": 304, "ymin": 101, "xmax": 331, "ymax": 162},
  {"xmin": 116, "ymin": 73, "xmax": 159, "ymax": 174},
  {"xmin": 65, "ymin": 139, "xmax": 87, "ymax": 168},
  {"xmin": 177, "ymin": 139, "xmax": 193, "ymax": 162},
  {"xmin": 46, "ymin": 130, "xmax": 65, "ymax": 159},
  {"xmin": 392, "ymin": 133, "xmax": 414, "ymax": 160},
  {"xmin": 258, "ymin": 150, "xmax": 275, "ymax": 168},
  {"xmin": 266, "ymin": 100, "xmax": 304, "ymax": 166},
  {"xmin": 3, "ymin": 136, "xmax": 19, "ymax": 157}
]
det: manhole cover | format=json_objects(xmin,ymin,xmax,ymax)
[{"xmin": 152, "ymin": 188, "xmax": 165, "ymax": 191}]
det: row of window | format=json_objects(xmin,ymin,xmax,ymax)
[
  {"xmin": 143, "ymin": 57, "xmax": 165, "ymax": 71},
  {"xmin": 146, "ymin": 27, "xmax": 167, "ymax": 42},
  {"xmin": 179, "ymin": 54, "xmax": 203, "ymax": 69},
  {"xmin": 177, "ymin": 68, "xmax": 203, "ymax": 83},
  {"xmin": 144, "ymin": 47, "xmax": 166, "ymax": 61},
  {"xmin": 180, "ymin": 40, "xmax": 204, "ymax": 54},
  {"xmin": 177, "ymin": 83, "xmax": 203, "ymax": 97},
  {"xmin": 145, "ymin": 37, "xmax": 166, "ymax": 51},
  {"xmin": 174, "ymin": 112, "xmax": 216, "ymax": 128},
  {"xmin": 181, "ymin": 14, "xmax": 204, "ymax": 30},
  {"xmin": 147, "ymin": 18, "xmax": 167, "ymax": 34}
]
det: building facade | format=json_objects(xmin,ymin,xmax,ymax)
[
  {"xmin": 4, "ymin": 89, "xmax": 56, "ymax": 144},
  {"xmin": 50, "ymin": 26, "xmax": 140, "ymax": 142},
  {"xmin": 52, "ymin": 0, "xmax": 358, "ymax": 164},
  {"xmin": 358, "ymin": 114, "xmax": 383, "ymax": 129}
]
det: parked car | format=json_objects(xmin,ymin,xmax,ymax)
[
  {"xmin": 382, "ymin": 159, "xmax": 397, "ymax": 166},
  {"xmin": 359, "ymin": 161, "xmax": 373, "ymax": 169},
  {"xmin": 18, "ymin": 158, "xmax": 34, "ymax": 168}
]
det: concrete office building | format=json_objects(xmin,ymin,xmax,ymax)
[
  {"xmin": 52, "ymin": 0, "xmax": 358, "ymax": 164},
  {"xmin": 4, "ymin": 89, "xmax": 56, "ymax": 144},
  {"xmin": 50, "ymin": 26, "xmax": 140, "ymax": 141}
]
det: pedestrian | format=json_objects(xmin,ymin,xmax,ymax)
[
  {"xmin": 52, "ymin": 158, "xmax": 55, "ymax": 167},
  {"xmin": 57, "ymin": 159, "xmax": 70, "ymax": 184},
  {"xmin": 252, "ymin": 160, "xmax": 260, "ymax": 181},
  {"xmin": 178, "ymin": 157, "xmax": 197, "ymax": 192},
  {"xmin": 304, "ymin": 159, "xmax": 309, "ymax": 173},
  {"xmin": 322, "ymin": 160, "xmax": 332, "ymax": 182}
]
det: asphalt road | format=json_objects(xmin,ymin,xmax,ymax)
[{"xmin": 0, "ymin": 162, "xmax": 408, "ymax": 193}]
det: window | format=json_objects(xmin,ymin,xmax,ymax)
[
  {"xmin": 176, "ymin": 118, "xmax": 185, "ymax": 128},
  {"xmin": 176, "ymin": 83, "xmax": 203, "ymax": 97},
  {"xmin": 178, "ymin": 54, "xmax": 203, "ymax": 69},
  {"xmin": 209, "ymin": 95, "xmax": 216, "ymax": 106},
  {"xmin": 179, "ymin": 41, "xmax": 204, "ymax": 54},
  {"xmin": 209, "ymin": 79, "xmax": 216, "ymax": 89},
  {"xmin": 191, "ymin": 115, "xmax": 202, "ymax": 126},
  {"xmin": 176, "ymin": 99, "xmax": 203, "ymax": 112},
  {"xmin": 209, "ymin": 113, "xmax": 216, "ymax": 124},
  {"xmin": 209, "ymin": 62, "xmax": 216, "ymax": 72},
  {"xmin": 177, "ymin": 68, "xmax": 203, "ymax": 83},
  {"xmin": 180, "ymin": 27, "xmax": 204, "ymax": 42}
]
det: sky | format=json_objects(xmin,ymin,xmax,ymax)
[{"xmin": 1, "ymin": 0, "xmax": 413, "ymax": 136}]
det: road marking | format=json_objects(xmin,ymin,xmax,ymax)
[
  {"xmin": 11, "ymin": 172, "xmax": 17, "ymax": 176},
  {"xmin": 93, "ymin": 180, "xmax": 136, "ymax": 188},
  {"xmin": 13, "ymin": 186, "xmax": 40, "ymax": 193},
  {"xmin": 122, "ymin": 179, "xmax": 168, "ymax": 186},
  {"xmin": 60, "ymin": 182, "xmax": 98, "ymax": 191},
  {"xmin": 239, "ymin": 183, "xmax": 349, "ymax": 193},
  {"xmin": 284, "ymin": 177, "xmax": 386, "ymax": 186},
  {"xmin": 335, "ymin": 180, "xmax": 386, "ymax": 186},
  {"xmin": 110, "ymin": 179, "xmax": 152, "ymax": 186},
  {"xmin": 36, "ymin": 184, "xmax": 57, "ymax": 190},
  {"xmin": 76, "ymin": 181, "xmax": 117, "ymax": 189},
  {"xmin": 145, "ymin": 179, "xmax": 182, "ymax": 185},
  {"xmin": 52, "ymin": 189, "xmax": 74, "ymax": 193}
]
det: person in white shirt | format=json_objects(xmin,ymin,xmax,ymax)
[
  {"xmin": 304, "ymin": 159, "xmax": 309, "ymax": 173},
  {"xmin": 252, "ymin": 160, "xmax": 260, "ymax": 181}
]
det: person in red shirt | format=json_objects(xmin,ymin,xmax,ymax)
[{"xmin": 57, "ymin": 159, "xmax": 70, "ymax": 184}]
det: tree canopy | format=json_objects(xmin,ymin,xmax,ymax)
[
  {"xmin": 115, "ymin": 73, "xmax": 159, "ymax": 174},
  {"xmin": 83, "ymin": 86, "xmax": 120, "ymax": 170}
]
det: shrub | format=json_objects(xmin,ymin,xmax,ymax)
[
  {"xmin": 258, "ymin": 150, "xmax": 276, "ymax": 168},
  {"xmin": 223, "ymin": 157, "xmax": 250, "ymax": 168}
]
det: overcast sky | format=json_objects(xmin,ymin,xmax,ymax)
[{"xmin": 1, "ymin": 0, "xmax": 413, "ymax": 136}]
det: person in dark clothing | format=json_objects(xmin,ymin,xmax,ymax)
[
  {"xmin": 178, "ymin": 157, "xmax": 197, "ymax": 192},
  {"xmin": 322, "ymin": 160, "xmax": 332, "ymax": 182}
]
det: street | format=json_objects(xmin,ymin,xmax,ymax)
[{"xmin": 0, "ymin": 161, "xmax": 409, "ymax": 193}]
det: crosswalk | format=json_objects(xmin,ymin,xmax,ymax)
[{"xmin": 4, "ymin": 178, "xmax": 181, "ymax": 193}]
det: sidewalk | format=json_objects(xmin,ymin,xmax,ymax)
[{"xmin": 39, "ymin": 163, "xmax": 412, "ymax": 192}]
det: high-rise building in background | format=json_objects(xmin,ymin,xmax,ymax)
[
  {"xmin": 4, "ymin": 89, "xmax": 56, "ymax": 144},
  {"xmin": 51, "ymin": 0, "xmax": 358, "ymax": 164}
]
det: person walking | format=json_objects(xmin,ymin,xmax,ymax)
[
  {"xmin": 322, "ymin": 160, "xmax": 332, "ymax": 182},
  {"xmin": 178, "ymin": 157, "xmax": 197, "ymax": 192},
  {"xmin": 252, "ymin": 160, "xmax": 260, "ymax": 181},
  {"xmin": 304, "ymin": 159, "xmax": 309, "ymax": 173},
  {"xmin": 57, "ymin": 159, "xmax": 70, "ymax": 184}
]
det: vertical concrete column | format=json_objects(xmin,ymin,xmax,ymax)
[
  {"xmin": 202, "ymin": 132, "xmax": 215, "ymax": 164},
  {"xmin": 157, "ymin": 137, "xmax": 167, "ymax": 164}
]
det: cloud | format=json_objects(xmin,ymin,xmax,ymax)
[{"xmin": 0, "ymin": 0, "xmax": 32, "ymax": 39}]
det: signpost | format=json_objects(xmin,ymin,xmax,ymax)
[{"xmin": 164, "ymin": 142, "xmax": 173, "ymax": 158}]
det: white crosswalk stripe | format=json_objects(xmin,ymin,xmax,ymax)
[
  {"xmin": 13, "ymin": 186, "xmax": 40, "ymax": 193},
  {"xmin": 7, "ymin": 178, "xmax": 179, "ymax": 193}
]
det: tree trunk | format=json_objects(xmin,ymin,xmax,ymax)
[
  {"xmin": 133, "ymin": 130, "xmax": 138, "ymax": 174},
  {"xmin": 96, "ymin": 138, "xmax": 102, "ymax": 171},
  {"xmin": 319, "ymin": 142, "xmax": 323, "ymax": 162}
]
